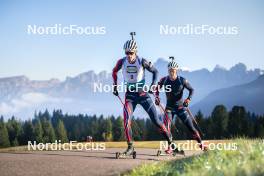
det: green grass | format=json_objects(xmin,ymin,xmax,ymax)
[{"xmin": 126, "ymin": 139, "xmax": 264, "ymax": 176}]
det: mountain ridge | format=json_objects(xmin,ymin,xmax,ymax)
[
  {"xmin": 191, "ymin": 74, "xmax": 264, "ymax": 115},
  {"xmin": 0, "ymin": 60, "xmax": 262, "ymax": 119}
]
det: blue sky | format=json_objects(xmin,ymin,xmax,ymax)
[{"xmin": 0, "ymin": 0, "xmax": 263, "ymax": 80}]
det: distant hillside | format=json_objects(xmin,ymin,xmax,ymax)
[
  {"xmin": 0, "ymin": 59, "xmax": 262, "ymax": 119},
  {"xmin": 191, "ymin": 75, "xmax": 264, "ymax": 115}
]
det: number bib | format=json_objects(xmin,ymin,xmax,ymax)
[{"xmin": 122, "ymin": 57, "xmax": 145, "ymax": 84}]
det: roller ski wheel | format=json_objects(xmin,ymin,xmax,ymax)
[
  {"xmin": 157, "ymin": 150, "xmax": 162, "ymax": 156},
  {"xmin": 116, "ymin": 152, "xmax": 121, "ymax": 159},
  {"xmin": 115, "ymin": 148, "xmax": 136, "ymax": 159},
  {"xmin": 156, "ymin": 149, "xmax": 174, "ymax": 156},
  {"xmin": 156, "ymin": 148, "xmax": 185, "ymax": 157},
  {"xmin": 132, "ymin": 151, "xmax": 137, "ymax": 159},
  {"xmin": 173, "ymin": 148, "xmax": 185, "ymax": 156}
]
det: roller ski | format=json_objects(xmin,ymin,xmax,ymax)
[
  {"xmin": 116, "ymin": 144, "xmax": 137, "ymax": 159},
  {"xmin": 199, "ymin": 143, "xmax": 208, "ymax": 152},
  {"xmin": 157, "ymin": 147, "xmax": 185, "ymax": 157}
]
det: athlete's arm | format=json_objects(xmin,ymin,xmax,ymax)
[
  {"xmin": 155, "ymin": 77, "xmax": 166, "ymax": 97},
  {"xmin": 142, "ymin": 58, "xmax": 158, "ymax": 86},
  {"xmin": 183, "ymin": 78, "xmax": 194, "ymax": 100},
  {"xmin": 112, "ymin": 59, "xmax": 123, "ymax": 85}
]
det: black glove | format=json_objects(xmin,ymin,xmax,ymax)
[
  {"xmin": 148, "ymin": 84, "xmax": 156, "ymax": 94},
  {"xmin": 113, "ymin": 85, "xmax": 118, "ymax": 96}
]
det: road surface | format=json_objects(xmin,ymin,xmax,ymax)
[{"xmin": 0, "ymin": 148, "xmax": 201, "ymax": 176}]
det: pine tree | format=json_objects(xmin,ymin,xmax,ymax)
[
  {"xmin": 210, "ymin": 105, "xmax": 228, "ymax": 138},
  {"xmin": 22, "ymin": 120, "xmax": 35, "ymax": 144},
  {"xmin": 55, "ymin": 119, "xmax": 68, "ymax": 143},
  {"xmin": 134, "ymin": 118, "xmax": 147, "ymax": 140},
  {"xmin": 254, "ymin": 116, "xmax": 264, "ymax": 138},
  {"xmin": 131, "ymin": 117, "xmax": 140, "ymax": 141},
  {"xmin": 105, "ymin": 118, "xmax": 113, "ymax": 141},
  {"xmin": 245, "ymin": 112, "xmax": 255, "ymax": 137},
  {"xmin": 112, "ymin": 116, "xmax": 125, "ymax": 141},
  {"xmin": 195, "ymin": 110, "xmax": 208, "ymax": 139},
  {"xmin": 72, "ymin": 123, "xmax": 81, "ymax": 141},
  {"xmin": 42, "ymin": 119, "xmax": 56, "ymax": 143},
  {"xmin": 6, "ymin": 116, "xmax": 22, "ymax": 146},
  {"xmin": 34, "ymin": 120, "xmax": 43, "ymax": 143},
  {"xmin": 102, "ymin": 118, "xmax": 113, "ymax": 141},
  {"xmin": 228, "ymin": 106, "xmax": 248, "ymax": 137},
  {"xmin": 146, "ymin": 119, "xmax": 160, "ymax": 140},
  {"xmin": 174, "ymin": 117, "xmax": 189, "ymax": 140},
  {"xmin": 0, "ymin": 117, "xmax": 10, "ymax": 148}
]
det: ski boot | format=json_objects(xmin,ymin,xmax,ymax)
[
  {"xmin": 199, "ymin": 143, "xmax": 208, "ymax": 151},
  {"xmin": 157, "ymin": 146, "xmax": 185, "ymax": 157},
  {"xmin": 116, "ymin": 143, "xmax": 136, "ymax": 159},
  {"xmin": 173, "ymin": 147, "xmax": 185, "ymax": 156}
]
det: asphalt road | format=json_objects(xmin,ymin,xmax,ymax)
[{"xmin": 0, "ymin": 148, "xmax": 201, "ymax": 176}]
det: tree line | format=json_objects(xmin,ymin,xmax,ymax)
[{"xmin": 0, "ymin": 105, "xmax": 264, "ymax": 148}]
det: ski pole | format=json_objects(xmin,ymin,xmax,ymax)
[
  {"xmin": 117, "ymin": 94, "xmax": 125, "ymax": 107},
  {"xmin": 117, "ymin": 94, "xmax": 132, "ymax": 120},
  {"xmin": 186, "ymin": 107, "xmax": 204, "ymax": 137}
]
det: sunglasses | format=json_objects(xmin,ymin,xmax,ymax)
[{"xmin": 125, "ymin": 51, "xmax": 135, "ymax": 55}]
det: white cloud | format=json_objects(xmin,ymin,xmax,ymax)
[
  {"xmin": 0, "ymin": 102, "xmax": 14, "ymax": 115},
  {"xmin": 0, "ymin": 92, "xmax": 72, "ymax": 115}
]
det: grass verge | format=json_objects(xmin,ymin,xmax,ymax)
[{"xmin": 126, "ymin": 139, "xmax": 264, "ymax": 176}]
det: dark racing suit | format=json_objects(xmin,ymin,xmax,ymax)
[
  {"xmin": 155, "ymin": 76, "xmax": 202, "ymax": 144},
  {"xmin": 112, "ymin": 56, "xmax": 172, "ymax": 145}
]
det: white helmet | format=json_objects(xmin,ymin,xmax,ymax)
[
  {"xmin": 168, "ymin": 56, "xmax": 179, "ymax": 69},
  {"xmin": 123, "ymin": 32, "xmax": 137, "ymax": 52}
]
